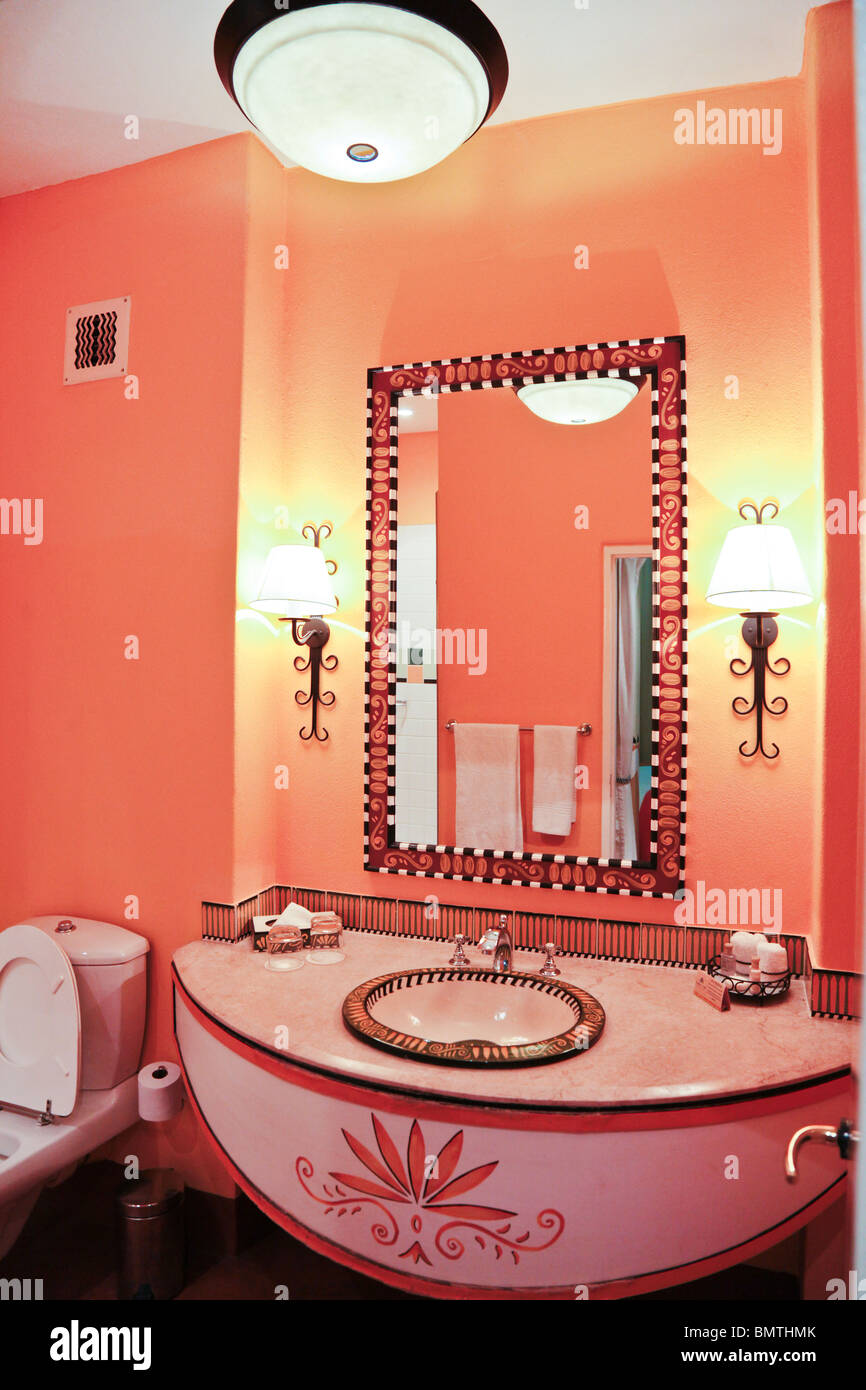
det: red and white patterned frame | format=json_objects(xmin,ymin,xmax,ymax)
[{"xmin": 365, "ymin": 336, "xmax": 687, "ymax": 898}]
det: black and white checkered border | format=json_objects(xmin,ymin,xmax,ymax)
[{"xmin": 365, "ymin": 337, "xmax": 687, "ymax": 898}]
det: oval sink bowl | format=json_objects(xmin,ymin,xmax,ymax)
[{"xmin": 342, "ymin": 967, "xmax": 605, "ymax": 1067}]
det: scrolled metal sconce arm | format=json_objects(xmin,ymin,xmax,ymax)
[
  {"xmin": 280, "ymin": 521, "xmax": 338, "ymax": 743},
  {"xmin": 727, "ymin": 500, "xmax": 790, "ymax": 761},
  {"xmin": 730, "ymin": 612, "xmax": 789, "ymax": 759}
]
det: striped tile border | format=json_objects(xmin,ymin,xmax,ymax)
[
  {"xmin": 399, "ymin": 898, "xmax": 437, "ymax": 939},
  {"xmin": 199, "ymin": 885, "xmax": 859, "ymax": 1019},
  {"xmin": 550, "ymin": 915, "xmax": 596, "ymax": 956},
  {"xmin": 597, "ymin": 919, "xmax": 643, "ymax": 961},
  {"xmin": 810, "ymin": 970, "xmax": 861, "ymax": 1021},
  {"xmin": 682, "ymin": 926, "xmax": 728, "ymax": 968}
]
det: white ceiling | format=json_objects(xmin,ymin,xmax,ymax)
[{"xmin": 0, "ymin": 0, "xmax": 824, "ymax": 197}]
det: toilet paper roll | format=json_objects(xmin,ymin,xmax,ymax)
[{"xmin": 138, "ymin": 1061, "xmax": 184, "ymax": 1122}]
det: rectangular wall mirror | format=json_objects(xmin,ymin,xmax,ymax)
[{"xmin": 365, "ymin": 337, "xmax": 686, "ymax": 897}]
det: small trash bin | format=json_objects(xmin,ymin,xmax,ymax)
[{"xmin": 117, "ymin": 1169, "xmax": 185, "ymax": 1300}]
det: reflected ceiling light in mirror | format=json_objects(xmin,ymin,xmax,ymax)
[
  {"xmin": 706, "ymin": 499, "xmax": 812, "ymax": 760},
  {"xmin": 516, "ymin": 378, "xmax": 640, "ymax": 425},
  {"xmin": 214, "ymin": 1, "xmax": 509, "ymax": 183}
]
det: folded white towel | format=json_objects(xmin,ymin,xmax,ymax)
[
  {"xmin": 532, "ymin": 725, "xmax": 578, "ymax": 837},
  {"xmin": 455, "ymin": 723, "xmax": 522, "ymax": 851}
]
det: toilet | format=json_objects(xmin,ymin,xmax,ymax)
[{"xmin": 0, "ymin": 915, "xmax": 148, "ymax": 1259}]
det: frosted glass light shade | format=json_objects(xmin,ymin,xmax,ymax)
[
  {"xmin": 251, "ymin": 546, "xmax": 337, "ymax": 618},
  {"xmin": 215, "ymin": 2, "xmax": 508, "ymax": 184},
  {"xmin": 516, "ymin": 378, "xmax": 639, "ymax": 425},
  {"xmin": 706, "ymin": 523, "xmax": 813, "ymax": 610}
]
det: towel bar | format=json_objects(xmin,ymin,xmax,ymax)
[{"xmin": 445, "ymin": 720, "xmax": 592, "ymax": 736}]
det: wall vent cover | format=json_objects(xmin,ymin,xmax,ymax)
[{"xmin": 64, "ymin": 296, "xmax": 131, "ymax": 384}]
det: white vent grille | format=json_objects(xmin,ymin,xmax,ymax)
[{"xmin": 64, "ymin": 297, "xmax": 131, "ymax": 384}]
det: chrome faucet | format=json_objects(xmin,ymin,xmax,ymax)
[{"xmin": 478, "ymin": 914, "xmax": 513, "ymax": 973}]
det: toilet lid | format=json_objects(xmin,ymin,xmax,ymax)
[{"xmin": 0, "ymin": 923, "xmax": 80, "ymax": 1116}]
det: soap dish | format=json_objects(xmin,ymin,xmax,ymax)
[{"xmin": 707, "ymin": 955, "xmax": 791, "ymax": 1002}]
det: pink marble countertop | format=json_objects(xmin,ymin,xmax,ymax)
[{"xmin": 172, "ymin": 931, "xmax": 857, "ymax": 1110}]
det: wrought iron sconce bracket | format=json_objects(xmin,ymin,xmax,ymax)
[
  {"xmin": 727, "ymin": 499, "xmax": 789, "ymax": 761},
  {"xmin": 280, "ymin": 522, "xmax": 338, "ymax": 743},
  {"xmin": 730, "ymin": 611, "xmax": 789, "ymax": 759}
]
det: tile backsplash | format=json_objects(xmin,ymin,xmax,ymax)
[{"xmin": 200, "ymin": 883, "xmax": 859, "ymax": 1020}]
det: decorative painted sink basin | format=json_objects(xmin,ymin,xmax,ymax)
[{"xmin": 342, "ymin": 967, "xmax": 605, "ymax": 1067}]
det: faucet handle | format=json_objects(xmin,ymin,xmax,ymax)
[
  {"xmin": 449, "ymin": 934, "xmax": 470, "ymax": 968},
  {"xmin": 539, "ymin": 942, "xmax": 561, "ymax": 978}
]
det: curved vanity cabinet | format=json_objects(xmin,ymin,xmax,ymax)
[{"xmin": 172, "ymin": 936, "xmax": 855, "ymax": 1300}]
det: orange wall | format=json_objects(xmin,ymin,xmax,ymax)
[
  {"xmin": 807, "ymin": 3, "xmax": 864, "ymax": 968},
  {"xmin": 263, "ymin": 50, "xmax": 840, "ymax": 953},
  {"xmin": 0, "ymin": 136, "xmax": 261, "ymax": 1195},
  {"xmin": 398, "ymin": 432, "xmax": 438, "ymax": 524},
  {"xmin": 435, "ymin": 385, "xmax": 651, "ymax": 853}
]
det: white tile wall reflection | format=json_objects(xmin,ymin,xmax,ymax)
[
  {"xmin": 395, "ymin": 523, "xmax": 438, "ymax": 844},
  {"xmin": 395, "ymin": 681, "xmax": 438, "ymax": 843}
]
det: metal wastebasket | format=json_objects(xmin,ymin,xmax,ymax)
[{"xmin": 117, "ymin": 1169, "xmax": 185, "ymax": 1300}]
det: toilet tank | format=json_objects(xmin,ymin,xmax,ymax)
[{"xmin": 29, "ymin": 916, "xmax": 149, "ymax": 1091}]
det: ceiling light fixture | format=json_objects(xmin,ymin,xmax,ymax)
[
  {"xmin": 214, "ymin": 1, "xmax": 508, "ymax": 184},
  {"xmin": 516, "ymin": 378, "xmax": 640, "ymax": 425}
]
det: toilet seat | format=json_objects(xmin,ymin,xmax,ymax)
[{"xmin": 0, "ymin": 924, "xmax": 81, "ymax": 1117}]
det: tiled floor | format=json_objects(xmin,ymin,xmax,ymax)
[{"xmin": 0, "ymin": 1161, "xmax": 798, "ymax": 1302}]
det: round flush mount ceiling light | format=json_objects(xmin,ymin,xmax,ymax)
[
  {"xmin": 214, "ymin": 1, "xmax": 508, "ymax": 184},
  {"xmin": 516, "ymin": 378, "xmax": 641, "ymax": 426}
]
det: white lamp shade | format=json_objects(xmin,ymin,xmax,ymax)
[
  {"xmin": 516, "ymin": 378, "xmax": 639, "ymax": 425},
  {"xmin": 251, "ymin": 545, "xmax": 337, "ymax": 618},
  {"xmin": 706, "ymin": 523, "xmax": 813, "ymax": 610},
  {"xmin": 220, "ymin": 3, "xmax": 504, "ymax": 184}
]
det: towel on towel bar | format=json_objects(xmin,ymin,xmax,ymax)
[
  {"xmin": 532, "ymin": 725, "xmax": 578, "ymax": 837},
  {"xmin": 454, "ymin": 723, "xmax": 522, "ymax": 851}
]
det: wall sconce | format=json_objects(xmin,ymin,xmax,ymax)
[
  {"xmin": 706, "ymin": 499, "xmax": 812, "ymax": 760},
  {"xmin": 251, "ymin": 522, "xmax": 338, "ymax": 742}
]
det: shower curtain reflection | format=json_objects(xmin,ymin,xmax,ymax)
[{"xmin": 614, "ymin": 556, "xmax": 653, "ymax": 860}]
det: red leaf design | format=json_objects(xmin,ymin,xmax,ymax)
[
  {"xmin": 423, "ymin": 1130, "xmax": 464, "ymax": 1199},
  {"xmin": 341, "ymin": 1129, "xmax": 407, "ymax": 1196},
  {"xmin": 328, "ymin": 1171, "xmax": 410, "ymax": 1203},
  {"xmin": 372, "ymin": 1115, "xmax": 411, "ymax": 1194},
  {"xmin": 427, "ymin": 1203, "xmax": 517, "ymax": 1221},
  {"xmin": 407, "ymin": 1120, "xmax": 426, "ymax": 1201},
  {"xmin": 425, "ymin": 1162, "xmax": 499, "ymax": 1205}
]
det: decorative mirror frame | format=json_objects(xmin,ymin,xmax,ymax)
[{"xmin": 365, "ymin": 335, "xmax": 687, "ymax": 898}]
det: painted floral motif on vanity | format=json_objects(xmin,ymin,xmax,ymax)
[{"xmin": 297, "ymin": 1113, "xmax": 565, "ymax": 1267}]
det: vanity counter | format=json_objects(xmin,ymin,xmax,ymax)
[
  {"xmin": 172, "ymin": 930, "xmax": 856, "ymax": 1298},
  {"xmin": 172, "ymin": 929, "xmax": 854, "ymax": 1111}
]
